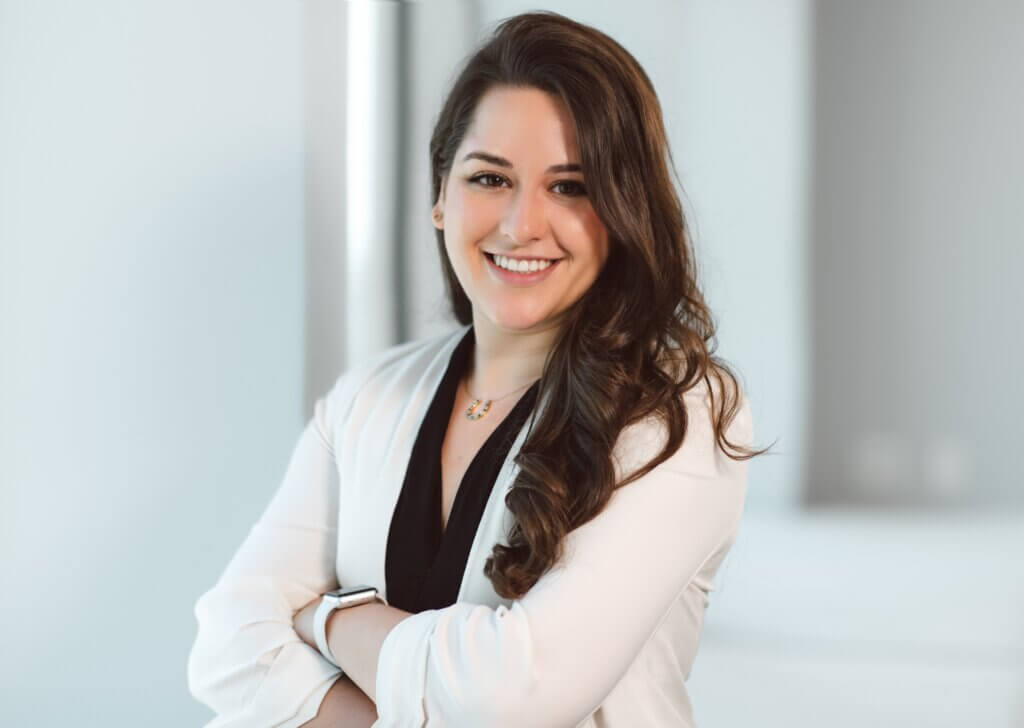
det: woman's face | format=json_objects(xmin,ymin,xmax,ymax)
[{"xmin": 433, "ymin": 85, "xmax": 610, "ymax": 335}]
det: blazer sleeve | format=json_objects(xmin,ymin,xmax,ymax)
[
  {"xmin": 187, "ymin": 390, "xmax": 346, "ymax": 728},
  {"xmin": 374, "ymin": 384, "xmax": 754, "ymax": 728}
]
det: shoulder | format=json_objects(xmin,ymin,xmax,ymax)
[
  {"xmin": 317, "ymin": 324, "xmax": 469, "ymax": 428},
  {"xmin": 612, "ymin": 372, "xmax": 754, "ymax": 484},
  {"xmin": 566, "ymin": 373, "xmax": 753, "ymax": 575}
]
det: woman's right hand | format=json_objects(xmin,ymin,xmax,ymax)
[{"xmin": 299, "ymin": 674, "xmax": 378, "ymax": 727}]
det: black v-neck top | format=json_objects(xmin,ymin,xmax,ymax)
[{"xmin": 384, "ymin": 327, "xmax": 539, "ymax": 613}]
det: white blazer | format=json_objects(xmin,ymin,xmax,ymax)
[{"xmin": 187, "ymin": 324, "xmax": 753, "ymax": 727}]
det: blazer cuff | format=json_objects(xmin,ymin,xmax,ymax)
[
  {"xmin": 206, "ymin": 642, "xmax": 342, "ymax": 728},
  {"xmin": 275, "ymin": 673, "xmax": 344, "ymax": 728}
]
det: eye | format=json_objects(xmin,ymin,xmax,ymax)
[
  {"xmin": 552, "ymin": 180, "xmax": 587, "ymax": 197},
  {"xmin": 468, "ymin": 173, "xmax": 509, "ymax": 188}
]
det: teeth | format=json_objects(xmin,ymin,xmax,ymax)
[{"xmin": 492, "ymin": 254, "xmax": 553, "ymax": 273}]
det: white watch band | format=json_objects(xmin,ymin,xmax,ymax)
[
  {"xmin": 313, "ymin": 597, "xmax": 342, "ymax": 668},
  {"xmin": 313, "ymin": 586, "xmax": 382, "ymax": 668}
]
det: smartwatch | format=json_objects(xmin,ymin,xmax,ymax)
[{"xmin": 313, "ymin": 584, "xmax": 383, "ymax": 668}]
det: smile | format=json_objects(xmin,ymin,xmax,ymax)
[
  {"xmin": 488, "ymin": 253, "xmax": 555, "ymax": 272},
  {"xmin": 484, "ymin": 252, "xmax": 562, "ymax": 285}
]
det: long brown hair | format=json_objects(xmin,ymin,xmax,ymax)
[{"xmin": 429, "ymin": 11, "xmax": 774, "ymax": 599}]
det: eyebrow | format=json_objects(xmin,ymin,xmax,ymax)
[{"xmin": 461, "ymin": 151, "xmax": 582, "ymax": 174}]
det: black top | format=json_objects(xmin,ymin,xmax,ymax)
[{"xmin": 384, "ymin": 327, "xmax": 539, "ymax": 613}]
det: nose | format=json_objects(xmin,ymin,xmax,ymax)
[{"xmin": 499, "ymin": 186, "xmax": 547, "ymax": 245}]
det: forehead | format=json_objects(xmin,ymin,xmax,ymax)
[{"xmin": 459, "ymin": 86, "xmax": 580, "ymax": 161}]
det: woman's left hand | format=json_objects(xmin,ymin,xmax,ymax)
[{"xmin": 293, "ymin": 595, "xmax": 323, "ymax": 649}]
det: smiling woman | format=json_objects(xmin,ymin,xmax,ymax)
[{"xmin": 187, "ymin": 9, "xmax": 773, "ymax": 728}]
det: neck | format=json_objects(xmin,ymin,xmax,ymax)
[{"xmin": 466, "ymin": 311, "xmax": 561, "ymax": 398}]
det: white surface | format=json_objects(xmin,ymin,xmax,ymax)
[
  {"xmin": 0, "ymin": 2, "xmax": 304, "ymax": 726},
  {"xmin": 689, "ymin": 510, "xmax": 1024, "ymax": 727}
]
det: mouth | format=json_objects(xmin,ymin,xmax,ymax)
[
  {"xmin": 483, "ymin": 251, "xmax": 562, "ymax": 285},
  {"xmin": 483, "ymin": 252, "xmax": 562, "ymax": 273}
]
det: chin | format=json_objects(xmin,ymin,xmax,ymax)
[{"xmin": 482, "ymin": 303, "xmax": 558, "ymax": 333}]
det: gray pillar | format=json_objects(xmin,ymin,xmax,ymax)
[{"xmin": 344, "ymin": 0, "xmax": 412, "ymax": 367}]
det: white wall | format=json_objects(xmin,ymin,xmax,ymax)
[
  {"xmin": 670, "ymin": 0, "xmax": 811, "ymax": 513},
  {"xmin": 303, "ymin": 0, "xmax": 349, "ymax": 415},
  {"xmin": 0, "ymin": 2, "xmax": 304, "ymax": 725}
]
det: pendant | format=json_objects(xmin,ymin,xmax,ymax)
[{"xmin": 465, "ymin": 398, "xmax": 492, "ymax": 421}]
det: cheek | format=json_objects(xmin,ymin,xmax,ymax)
[{"xmin": 446, "ymin": 187, "xmax": 498, "ymax": 238}]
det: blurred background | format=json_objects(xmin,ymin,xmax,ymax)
[{"xmin": 1, "ymin": 0, "xmax": 1020, "ymax": 725}]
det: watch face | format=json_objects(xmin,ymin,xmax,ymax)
[{"xmin": 327, "ymin": 585, "xmax": 376, "ymax": 599}]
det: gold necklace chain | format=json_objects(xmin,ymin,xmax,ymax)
[{"xmin": 461, "ymin": 377, "xmax": 535, "ymax": 421}]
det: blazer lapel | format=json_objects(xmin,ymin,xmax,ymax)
[
  {"xmin": 334, "ymin": 326, "xmax": 467, "ymax": 600},
  {"xmin": 457, "ymin": 389, "xmax": 544, "ymax": 608}
]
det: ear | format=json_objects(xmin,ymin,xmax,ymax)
[{"xmin": 431, "ymin": 177, "xmax": 446, "ymax": 230}]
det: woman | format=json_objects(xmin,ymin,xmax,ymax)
[{"xmin": 188, "ymin": 10, "xmax": 771, "ymax": 728}]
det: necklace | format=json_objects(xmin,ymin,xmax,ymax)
[{"xmin": 461, "ymin": 377, "xmax": 534, "ymax": 421}]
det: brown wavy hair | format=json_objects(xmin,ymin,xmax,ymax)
[{"xmin": 429, "ymin": 11, "xmax": 774, "ymax": 599}]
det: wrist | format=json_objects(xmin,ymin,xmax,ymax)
[{"xmin": 313, "ymin": 585, "xmax": 382, "ymax": 667}]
